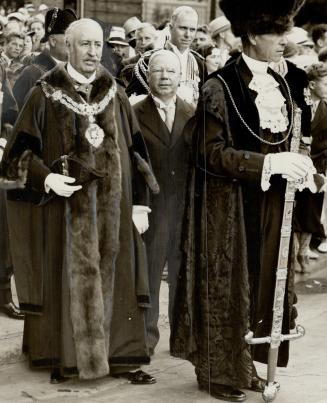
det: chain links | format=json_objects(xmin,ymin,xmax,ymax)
[
  {"xmin": 216, "ymin": 73, "xmax": 294, "ymax": 146},
  {"xmin": 40, "ymin": 80, "xmax": 117, "ymax": 118}
]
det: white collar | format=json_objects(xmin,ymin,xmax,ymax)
[
  {"xmin": 67, "ymin": 62, "xmax": 96, "ymax": 84},
  {"xmin": 152, "ymin": 94, "xmax": 176, "ymax": 109},
  {"xmin": 242, "ymin": 53, "xmax": 269, "ymax": 75},
  {"xmin": 169, "ymin": 42, "xmax": 189, "ymax": 58}
]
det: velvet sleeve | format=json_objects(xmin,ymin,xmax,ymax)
[
  {"xmin": 3, "ymin": 85, "xmax": 51, "ymax": 193},
  {"xmin": 196, "ymin": 77, "xmax": 265, "ymax": 183}
]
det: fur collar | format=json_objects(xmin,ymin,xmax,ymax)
[{"xmin": 40, "ymin": 63, "xmax": 116, "ymax": 104}]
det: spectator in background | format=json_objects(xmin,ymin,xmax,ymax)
[
  {"xmin": 107, "ymin": 27, "xmax": 130, "ymax": 60},
  {"xmin": 120, "ymin": 23, "xmax": 158, "ymax": 85},
  {"xmin": 208, "ymin": 15, "xmax": 236, "ymax": 66},
  {"xmin": 192, "ymin": 25, "xmax": 211, "ymax": 51},
  {"xmin": 4, "ymin": 19, "xmax": 21, "ymax": 34},
  {"xmin": 0, "ymin": 16, "xmax": 7, "ymax": 35},
  {"xmin": 28, "ymin": 17, "xmax": 45, "ymax": 52},
  {"xmin": 123, "ymin": 16, "xmax": 142, "ymax": 49},
  {"xmin": 318, "ymin": 46, "xmax": 327, "ymax": 63},
  {"xmin": 198, "ymin": 43, "xmax": 225, "ymax": 75},
  {"xmin": 1, "ymin": 31, "xmax": 25, "ymax": 86},
  {"xmin": 307, "ymin": 63, "xmax": 327, "ymax": 253},
  {"xmin": 312, "ymin": 24, "xmax": 327, "ymax": 55},
  {"xmin": 135, "ymin": 23, "xmax": 157, "ymax": 54},
  {"xmin": 20, "ymin": 30, "xmax": 34, "ymax": 61},
  {"xmin": 209, "ymin": 16, "xmax": 236, "ymax": 50},
  {"xmin": 6, "ymin": 12, "xmax": 26, "ymax": 32}
]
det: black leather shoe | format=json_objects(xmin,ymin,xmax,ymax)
[
  {"xmin": 0, "ymin": 302, "xmax": 24, "ymax": 320},
  {"xmin": 50, "ymin": 369, "xmax": 68, "ymax": 384},
  {"xmin": 199, "ymin": 382, "xmax": 246, "ymax": 402},
  {"xmin": 112, "ymin": 370, "xmax": 156, "ymax": 385}
]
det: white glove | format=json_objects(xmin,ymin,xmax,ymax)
[
  {"xmin": 44, "ymin": 173, "xmax": 82, "ymax": 197},
  {"xmin": 132, "ymin": 205, "xmax": 151, "ymax": 234},
  {"xmin": 269, "ymin": 152, "xmax": 314, "ymax": 181}
]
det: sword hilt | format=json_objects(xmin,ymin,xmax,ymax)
[{"xmin": 245, "ymin": 325, "xmax": 305, "ymax": 345}]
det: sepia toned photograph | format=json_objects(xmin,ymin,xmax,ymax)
[{"xmin": 0, "ymin": 0, "xmax": 326, "ymax": 402}]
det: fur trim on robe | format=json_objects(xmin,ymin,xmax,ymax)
[{"xmin": 41, "ymin": 65, "xmax": 121, "ymax": 379}]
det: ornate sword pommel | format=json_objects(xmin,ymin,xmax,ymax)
[{"xmin": 244, "ymin": 331, "xmax": 271, "ymax": 345}]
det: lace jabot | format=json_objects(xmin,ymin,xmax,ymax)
[{"xmin": 242, "ymin": 53, "xmax": 288, "ymax": 134}]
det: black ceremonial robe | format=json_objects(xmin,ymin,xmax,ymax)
[
  {"xmin": 170, "ymin": 56, "xmax": 298, "ymax": 388},
  {"xmin": 2, "ymin": 64, "xmax": 157, "ymax": 379}
]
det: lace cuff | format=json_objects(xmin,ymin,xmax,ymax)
[{"xmin": 261, "ymin": 154, "xmax": 272, "ymax": 192}]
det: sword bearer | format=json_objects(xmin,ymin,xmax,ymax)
[{"xmin": 170, "ymin": 0, "xmax": 319, "ymax": 402}]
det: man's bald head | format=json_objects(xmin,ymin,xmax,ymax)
[
  {"xmin": 170, "ymin": 6, "xmax": 198, "ymax": 52},
  {"xmin": 147, "ymin": 50, "xmax": 181, "ymax": 102},
  {"xmin": 65, "ymin": 18, "xmax": 103, "ymax": 46},
  {"xmin": 65, "ymin": 18, "xmax": 103, "ymax": 78}
]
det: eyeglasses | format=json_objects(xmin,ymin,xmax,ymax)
[{"xmin": 149, "ymin": 67, "xmax": 180, "ymax": 75}]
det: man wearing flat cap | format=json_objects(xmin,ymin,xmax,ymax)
[
  {"xmin": 2, "ymin": 18, "xmax": 158, "ymax": 384},
  {"xmin": 171, "ymin": 0, "xmax": 316, "ymax": 401}
]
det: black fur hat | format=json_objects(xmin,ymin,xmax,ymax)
[
  {"xmin": 40, "ymin": 8, "xmax": 77, "ymax": 43},
  {"xmin": 219, "ymin": 0, "xmax": 306, "ymax": 37}
]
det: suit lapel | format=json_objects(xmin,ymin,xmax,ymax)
[
  {"xmin": 312, "ymin": 101, "xmax": 325, "ymax": 131},
  {"xmin": 138, "ymin": 96, "xmax": 171, "ymax": 146},
  {"xmin": 170, "ymin": 97, "xmax": 192, "ymax": 147}
]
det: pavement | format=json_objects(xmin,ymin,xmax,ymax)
[{"xmin": 0, "ymin": 254, "xmax": 326, "ymax": 403}]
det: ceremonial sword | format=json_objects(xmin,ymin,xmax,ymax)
[{"xmin": 245, "ymin": 107, "xmax": 305, "ymax": 402}]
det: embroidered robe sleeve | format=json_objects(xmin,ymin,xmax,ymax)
[
  {"xmin": 196, "ymin": 77, "xmax": 265, "ymax": 183},
  {"xmin": 3, "ymin": 86, "xmax": 51, "ymax": 193}
]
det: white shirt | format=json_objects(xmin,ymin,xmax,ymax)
[
  {"xmin": 67, "ymin": 62, "xmax": 96, "ymax": 84},
  {"xmin": 242, "ymin": 53, "xmax": 288, "ymax": 133},
  {"xmin": 168, "ymin": 42, "xmax": 189, "ymax": 80},
  {"xmin": 151, "ymin": 95, "xmax": 176, "ymax": 123}
]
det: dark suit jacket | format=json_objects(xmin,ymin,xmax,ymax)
[
  {"xmin": 302, "ymin": 100, "xmax": 327, "ymax": 237},
  {"xmin": 311, "ymin": 100, "xmax": 327, "ymax": 172},
  {"xmin": 133, "ymin": 95, "xmax": 194, "ymax": 266}
]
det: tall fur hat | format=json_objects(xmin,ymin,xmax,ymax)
[{"xmin": 219, "ymin": 0, "xmax": 306, "ymax": 37}]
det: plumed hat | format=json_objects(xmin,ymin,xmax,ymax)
[
  {"xmin": 219, "ymin": 0, "xmax": 306, "ymax": 37},
  {"xmin": 40, "ymin": 8, "xmax": 77, "ymax": 43}
]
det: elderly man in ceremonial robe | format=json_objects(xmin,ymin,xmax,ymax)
[{"xmin": 2, "ymin": 18, "xmax": 158, "ymax": 385}]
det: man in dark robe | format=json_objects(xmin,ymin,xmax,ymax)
[
  {"xmin": 170, "ymin": 0, "xmax": 316, "ymax": 401},
  {"xmin": 0, "ymin": 62, "xmax": 23, "ymax": 319},
  {"xmin": 13, "ymin": 8, "xmax": 77, "ymax": 111},
  {"xmin": 2, "ymin": 18, "xmax": 158, "ymax": 384}
]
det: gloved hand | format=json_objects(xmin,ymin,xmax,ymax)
[
  {"xmin": 268, "ymin": 152, "xmax": 315, "ymax": 181},
  {"xmin": 44, "ymin": 173, "xmax": 82, "ymax": 197},
  {"xmin": 132, "ymin": 205, "xmax": 151, "ymax": 234}
]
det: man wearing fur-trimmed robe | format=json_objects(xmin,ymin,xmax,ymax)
[
  {"xmin": 2, "ymin": 19, "xmax": 158, "ymax": 384},
  {"xmin": 170, "ymin": 0, "xmax": 316, "ymax": 401}
]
